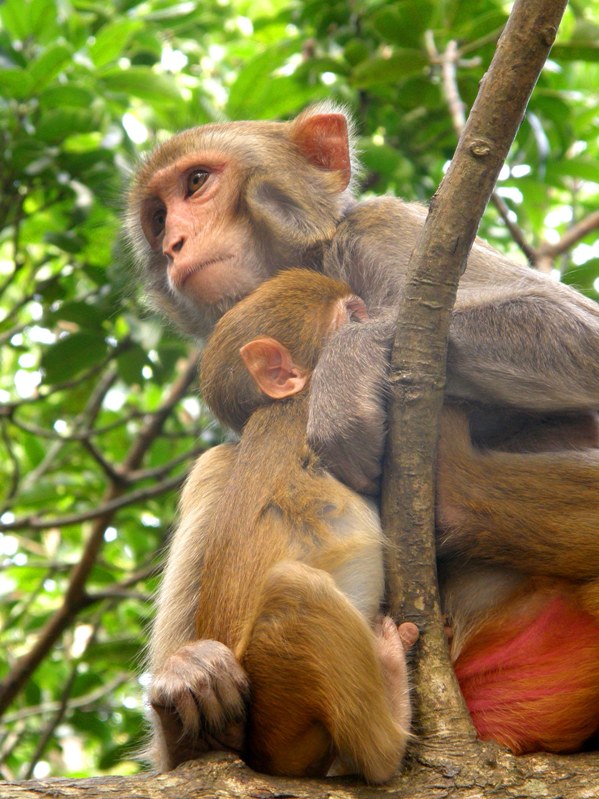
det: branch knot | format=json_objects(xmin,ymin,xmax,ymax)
[
  {"xmin": 468, "ymin": 139, "xmax": 492, "ymax": 158},
  {"xmin": 541, "ymin": 25, "xmax": 558, "ymax": 46}
]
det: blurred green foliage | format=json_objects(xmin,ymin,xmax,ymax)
[{"xmin": 1, "ymin": 0, "xmax": 598, "ymax": 780}]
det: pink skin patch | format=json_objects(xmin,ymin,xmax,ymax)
[{"xmin": 455, "ymin": 595, "xmax": 599, "ymax": 754}]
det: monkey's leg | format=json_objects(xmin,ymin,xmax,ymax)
[
  {"xmin": 452, "ymin": 579, "xmax": 599, "ymax": 754},
  {"xmin": 578, "ymin": 579, "xmax": 599, "ymax": 619},
  {"xmin": 436, "ymin": 407, "xmax": 599, "ymax": 579},
  {"xmin": 148, "ymin": 639, "xmax": 249, "ymax": 770},
  {"xmin": 239, "ymin": 561, "xmax": 411, "ymax": 784}
]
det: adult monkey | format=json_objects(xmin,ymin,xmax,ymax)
[
  {"xmin": 128, "ymin": 106, "xmax": 599, "ymax": 753},
  {"xmin": 127, "ymin": 104, "xmax": 599, "ymax": 495}
]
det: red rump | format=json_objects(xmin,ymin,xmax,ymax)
[{"xmin": 455, "ymin": 594, "xmax": 599, "ymax": 753}]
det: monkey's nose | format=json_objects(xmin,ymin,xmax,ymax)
[{"xmin": 163, "ymin": 236, "xmax": 185, "ymax": 259}]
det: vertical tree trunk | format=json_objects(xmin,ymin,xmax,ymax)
[{"xmin": 380, "ymin": 0, "xmax": 569, "ymax": 745}]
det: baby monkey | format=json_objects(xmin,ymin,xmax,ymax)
[{"xmin": 148, "ymin": 268, "xmax": 418, "ymax": 783}]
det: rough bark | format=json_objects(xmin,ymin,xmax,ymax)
[
  {"xmin": 1, "ymin": 750, "xmax": 598, "ymax": 798},
  {"xmin": 380, "ymin": 0, "xmax": 570, "ymax": 746}
]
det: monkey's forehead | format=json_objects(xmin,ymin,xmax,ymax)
[{"xmin": 131, "ymin": 120, "xmax": 293, "ymax": 191}]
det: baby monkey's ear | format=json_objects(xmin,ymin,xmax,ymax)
[{"xmin": 239, "ymin": 337, "xmax": 308, "ymax": 399}]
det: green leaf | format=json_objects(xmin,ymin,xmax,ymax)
[
  {"xmin": 344, "ymin": 39, "xmax": 370, "ymax": 67},
  {"xmin": 47, "ymin": 299, "xmax": 107, "ymax": 330},
  {"xmin": 100, "ymin": 66, "xmax": 182, "ymax": 102},
  {"xmin": 226, "ymin": 42, "xmax": 308, "ymax": 119},
  {"xmin": 27, "ymin": 42, "xmax": 73, "ymax": 91},
  {"xmin": 85, "ymin": 639, "xmax": 139, "ymax": 662},
  {"xmin": 2, "ymin": 0, "xmax": 59, "ymax": 41},
  {"xmin": 361, "ymin": 142, "xmax": 403, "ymax": 175},
  {"xmin": 549, "ymin": 22, "xmax": 599, "ymax": 61},
  {"xmin": 371, "ymin": 1, "xmax": 434, "ymax": 47},
  {"xmin": 89, "ymin": 19, "xmax": 143, "ymax": 68},
  {"xmin": 70, "ymin": 711, "xmax": 115, "ymax": 742},
  {"xmin": 98, "ymin": 739, "xmax": 142, "ymax": 770},
  {"xmin": 22, "ymin": 432, "xmax": 47, "ymax": 470},
  {"xmin": 562, "ymin": 258, "xmax": 599, "ymax": 297},
  {"xmin": 351, "ymin": 50, "xmax": 428, "ymax": 89},
  {"xmin": 39, "ymin": 85, "xmax": 96, "ymax": 110},
  {"xmin": 0, "ymin": 0, "xmax": 32, "ymax": 39},
  {"xmin": 552, "ymin": 40, "xmax": 599, "ymax": 62},
  {"xmin": 117, "ymin": 344, "xmax": 149, "ymax": 385},
  {"xmin": 548, "ymin": 158, "xmax": 599, "ymax": 184},
  {"xmin": 0, "ymin": 68, "xmax": 33, "ymax": 99},
  {"xmin": 142, "ymin": 2, "xmax": 199, "ymax": 21},
  {"xmin": 41, "ymin": 332, "xmax": 108, "ymax": 384},
  {"xmin": 45, "ymin": 232, "xmax": 87, "ymax": 255},
  {"xmin": 36, "ymin": 109, "xmax": 100, "ymax": 143}
]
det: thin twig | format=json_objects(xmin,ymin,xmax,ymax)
[
  {"xmin": 538, "ymin": 208, "xmax": 599, "ymax": 259},
  {"xmin": 0, "ymin": 353, "xmax": 200, "ymax": 716},
  {"xmin": 0, "ymin": 473, "xmax": 185, "ymax": 532},
  {"xmin": 3, "ymin": 673, "xmax": 131, "ymax": 725}
]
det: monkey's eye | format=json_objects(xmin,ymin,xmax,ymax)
[
  {"xmin": 151, "ymin": 207, "xmax": 166, "ymax": 237},
  {"xmin": 187, "ymin": 169, "xmax": 209, "ymax": 195}
]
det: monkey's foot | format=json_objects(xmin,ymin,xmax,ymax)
[{"xmin": 374, "ymin": 616, "xmax": 418, "ymax": 730}]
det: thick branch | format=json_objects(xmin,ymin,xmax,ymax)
[
  {"xmin": 381, "ymin": 0, "xmax": 567, "ymax": 743},
  {"xmin": 1, "ymin": 750, "xmax": 598, "ymax": 798}
]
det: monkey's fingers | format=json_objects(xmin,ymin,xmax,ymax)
[{"xmin": 149, "ymin": 640, "xmax": 249, "ymax": 741}]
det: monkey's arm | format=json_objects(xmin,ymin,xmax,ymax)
[
  {"xmin": 329, "ymin": 197, "xmax": 599, "ymax": 412},
  {"xmin": 148, "ymin": 444, "xmax": 237, "ymax": 668},
  {"xmin": 447, "ymin": 279, "xmax": 599, "ymax": 411},
  {"xmin": 436, "ymin": 406, "xmax": 599, "ymax": 579},
  {"xmin": 147, "ymin": 444, "xmax": 249, "ymax": 770},
  {"xmin": 307, "ymin": 314, "xmax": 395, "ymax": 494}
]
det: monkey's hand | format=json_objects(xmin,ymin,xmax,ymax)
[
  {"xmin": 149, "ymin": 640, "xmax": 249, "ymax": 765},
  {"xmin": 307, "ymin": 316, "xmax": 395, "ymax": 495}
]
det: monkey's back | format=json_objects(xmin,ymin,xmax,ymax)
[{"xmin": 195, "ymin": 400, "xmax": 384, "ymax": 652}]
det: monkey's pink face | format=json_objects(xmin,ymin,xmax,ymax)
[{"xmin": 139, "ymin": 154, "xmax": 267, "ymax": 307}]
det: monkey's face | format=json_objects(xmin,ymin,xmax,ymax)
[
  {"xmin": 134, "ymin": 151, "xmax": 271, "ymax": 314},
  {"xmin": 127, "ymin": 111, "xmax": 354, "ymax": 338}
]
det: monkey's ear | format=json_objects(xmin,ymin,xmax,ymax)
[
  {"xmin": 291, "ymin": 113, "xmax": 351, "ymax": 189},
  {"xmin": 240, "ymin": 337, "xmax": 308, "ymax": 399}
]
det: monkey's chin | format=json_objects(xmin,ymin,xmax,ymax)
[{"xmin": 172, "ymin": 257, "xmax": 261, "ymax": 307}]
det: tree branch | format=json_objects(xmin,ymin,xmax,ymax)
[
  {"xmin": 381, "ymin": 0, "xmax": 568, "ymax": 747},
  {"xmin": 537, "ymin": 208, "xmax": 599, "ymax": 261},
  {"xmin": 429, "ymin": 35, "xmax": 599, "ymax": 273},
  {"xmin": 0, "ymin": 474, "xmax": 186, "ymax": 531},
  {"xmin": 0, "ymin": 750, "xmax": 598, "ymax": 799}
]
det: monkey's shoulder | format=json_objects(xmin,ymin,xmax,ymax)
[
  {"xmin": 332, "ymin": 196, "xmax": 424, "ymax": 254},
  {"xmin": 268, "ymin": 466, "xmax": 382, "ymax": 545},
  {"xmin": 333, "ymin": 196, "xmax": 536, "ymax": 292},
  {"xmin": 179, "ymin": 443, "xmax": 238, "ymax": 509}
]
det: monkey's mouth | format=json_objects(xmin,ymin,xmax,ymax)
[{"xmin": 170, "ymin": 255, "xmax": 233, "ymax": 291}]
